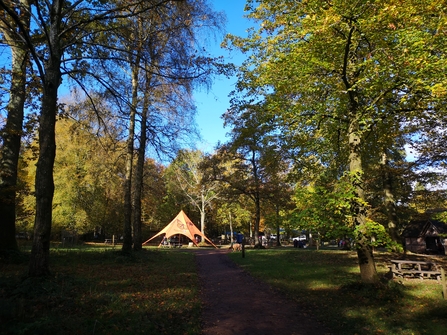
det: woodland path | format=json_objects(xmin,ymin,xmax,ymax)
[{"xmin": 191, "ymin": 248, "xmax": 334, "ymax": 335}]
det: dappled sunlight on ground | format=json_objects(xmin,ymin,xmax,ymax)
[{"xmin": 227, "ymin": 247, "xmax": 447, "ymax": 335}]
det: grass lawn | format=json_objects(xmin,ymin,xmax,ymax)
[
  {"xmin": 0, "ymin": 243, "xmax": 201, "ymax": 335},
  {"xmin": 2, "ymin": 243, "xmax": 447, "ymax": 335},
  {"xmin": 228, "ymin": 247, "xmax": 447, "ymax": 335}
]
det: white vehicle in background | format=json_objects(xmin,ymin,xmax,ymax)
[{"xmin": 292, "ymin": 235, "xmax": 307, "ymax": 242}]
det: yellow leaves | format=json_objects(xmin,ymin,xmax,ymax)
[
  {"xmin": 430, "ymin": 83, "xmax": 447, "ymax": 98},
  {"xmin": 382, "ymin": 4, "xmax": 399, "ymax": 18},
  {"xmin": 308, "ymin": 14, "xmax": 317, "ymax": 22}
]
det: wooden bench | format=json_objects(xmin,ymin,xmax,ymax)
[
  {"xmin": 390, "ymin": 259, "xmax": 441, "ymax": 281},
  {"xmin": 159, "ymin": 241, "xmax": 182, "ymax": 248}
]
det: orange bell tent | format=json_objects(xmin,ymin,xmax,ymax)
[{"xmin": 142, "ymin": 210, "xmax": 217, "ymax": 248}]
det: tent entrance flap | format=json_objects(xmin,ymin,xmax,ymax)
[{"xmin": 142, "ymin": 210, "xmax": 217, "ymax": 248}]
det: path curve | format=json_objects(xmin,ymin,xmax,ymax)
[{"xmin": 192, "ymin": 248, "xmax": 334, "ymax": 335}]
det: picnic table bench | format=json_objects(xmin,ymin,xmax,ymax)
[
  {"xmin": 160, "ymin": 240, "xmax": 182, "ymax": 248},
  {"xmin": 104, "ymin": 238, "xmax": 116, "ymax": 245},
  {"xmin": 390, "ymin": 259, "xmax": 441, "ymax": 281}
]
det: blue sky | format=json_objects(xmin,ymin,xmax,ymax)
[
  {"xmin": 193, "ymin": 1, "xmax": 251, "ymax": 152},
  {"xmin": 0, "ymin": 2, "xmax": 251, "ymax": 154}
]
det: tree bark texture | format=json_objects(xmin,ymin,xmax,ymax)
[
  {"xmin": 122, "ymin": 113, "xmax": 135, "ymax": 254},
  {"xmin": 381, "ymin": 152, "xmax": 401, "ymax": 243},
  {"xmin": 29, "ymin": 65, "xmax": 60, "ymax": 276},
  {"xmin": 0, "ymin": 3, "xmax": 29, "ymax": 252},
  {"xmin": 122, "ymin": 49, "xmax": 140, "ymax": 254},
  {"xmin": 28, "ymin": 0, "xmax": 62, "ymax": 277},
  {"xmin": 132, "ymin": 88, "xmax": 148, "ymax": 252},
  {"xmin": 200, "ymin": 189, "xmax": 206, "ymax": 235},
  {"xmin": 251, "ymin": 151, "xmax": 261, "ymax": 247},
  {"xmin": 132, "ymin": 153, "xmax": 143, "ymax": 251},
  {"xmin": 275, "ymin": 205, "xmax": 281, "ymax": 247},
  {"xmin": 349, "ymin": 119, "xmax": 379, "ymax": 284}
]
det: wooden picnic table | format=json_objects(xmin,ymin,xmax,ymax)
[
  {"xmin": 390, "ymin": 259, "xmax": 441, "ymax": 281},
  {"xmin": 160, "ymin": 240, "xmax": 182, "ymax": 248}
]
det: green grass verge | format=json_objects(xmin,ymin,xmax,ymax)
[
  {"xmin": 0, "ymin": 244, "xmax": 201, "ymax": 335},
  {"xmin": 228, "ymin": 248, "xmax": 447, "ymax": 335}
]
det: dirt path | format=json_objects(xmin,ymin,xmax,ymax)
[{"xmin": 192, "ymin": 248, "xmax": 333, "ymax": 335}]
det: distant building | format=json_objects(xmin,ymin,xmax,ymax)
[{"xmin": 402, "ymin": 220, "xmax": 446, "ymax": 255}]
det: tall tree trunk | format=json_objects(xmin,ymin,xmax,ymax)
[
  {"xmin": 275, "ymin": 204, "xmax": 281, "ymax": 247},
  {"xmin": 28, "ymin": 0, "xmax": 62, "ymax": 277},
  {"xmin": 0, "ymin": 1, "xmax": 30, "ymax": 254},
  {"xmin": 341, "ymin": 22, "xmax": 378, "ymax": 284},
  {"xmin": 122, "ymin": 104, "xmax": 136, "ymax": 253},
  {"xmin": 29, "ymin": 67, "xmax": 60, "ymax": 276},
  {"xmin": 381, "ymin": 151, "xmax": 401, "ymax": 244},
  {"xmin": 229, "ymin": 212, "xmax": 233, "ymax": 244},
  {"xmin": 132, "ymin": 151, "xmax": 143, "ymax": 251},
  {"xmin": 348, "ymin": 119, "xmax": 378, "ymax": 284},
  {"xmin": 253, "ymin": 193, "xmax": 261, "ymax": 247},
  {"xmin": 250, "ymin": 151, "xmax": 261, "ymax": 247},
  {"xmin": 122, "ymin": 51, "xmax": 140, "ymax": 254},
  {"xmin": 200, "ymin": 188, "xmax": 206, "ymax": 234},
  {"xmin": 132, "ymin": 87, "xmax": 147, "ymax": 252}
]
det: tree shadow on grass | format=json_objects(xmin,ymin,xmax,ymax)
[
  {"xmin": 229, "ymin": 248, "xmax": 447, "ymax": 335},
  {"xmin": 0, "ymin": 248, "xmax": 202, "ymax": 335}
]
